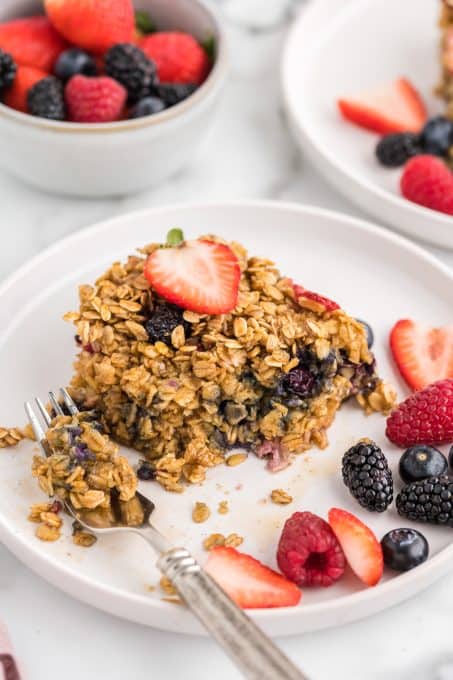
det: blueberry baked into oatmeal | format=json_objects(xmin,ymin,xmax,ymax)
[{"xmin": 62, "ymin": 230, "xmax": 396, "ymax": 493}]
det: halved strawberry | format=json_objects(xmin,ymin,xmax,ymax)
[
  {"xmin": 328, "ymin": 508, "xmax": 383, "ymax": 587},
  {"xmin": 338, "ymin": 78, "xmax": 427, "ymax": 134},
  {"xmin": 144, "ymin": 229, "xmax": 240, "ymax": 315},
  {"xmin": 205, "ymin": 546, "xmax": 302, "ymax": 609},
  {"xmin": 293, "ymin": 283, "xmax": 340, "ymax": 312},
  {"xmin": 390, "ymin": 319, "xmax": 453, "ymax": 391}
]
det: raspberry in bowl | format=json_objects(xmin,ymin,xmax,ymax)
[{"xmin": 0, "ymin": 0, "xmax": 227, "ymax": 196}]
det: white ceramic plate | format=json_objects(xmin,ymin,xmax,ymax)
[
  {"xmin": 0, "ymin": 202, "xmax": 452, "ymax": 636},
  {"xmin": 282, "ymin": 0, "xmax": 453, "ymax": 250}
]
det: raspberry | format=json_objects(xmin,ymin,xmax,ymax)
[
  {"xmin": 400, "ymin": 155, "xmax": 453, "ymax": 216},
  {"xmin": 386, "ymin": 379, "xmax": 453, "ymax": 447},
  {"xmin": 65, "ymin": 75, "xmax": 127, "ymax": 123},
  {"xmin": 141, "ymin": 32, "xmax": 210, "ymax": 85},
  {"xmin": 277, "ymin": 512, "xmax": 346, "ymax": 587}
]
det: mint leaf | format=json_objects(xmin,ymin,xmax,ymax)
[
  {"xmin": 135, "ymin": 9, "xmax": 155, "ymax": 35},
  {"xmin": 201, "ymin": 36, "xmax": 216, "ymax": 62}
]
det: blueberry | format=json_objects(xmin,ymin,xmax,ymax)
[
  {"xmin": 381, "ymin": 528, "xmax": 429, "ymax": 572},
  {"xmin": 130, "ymin": 96, "xmax": 166, "ymax": 118},
  {"xmin": 356, "ymin": 319, "xmax": 374, "ymax": 348},
  {"xmin": 420, "ymin": 116, "xmax": 453, "ymax": 157},
  {"xmin": 137, "ymin": 460, "xmax": 156, "ymax": 481},
  {"xmin": 54, "ymin": 48, "xmax": 97, "ymax": 82},
  {"xmin": 399, "ymin": 445, "xmax": 448, "ymax": 484}
]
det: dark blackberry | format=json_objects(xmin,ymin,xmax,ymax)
[
  {"xmin": 0, "ymin": 49, "xmax": 16, "ymax": 92},
  {"xmin": 54, "ymin": 48, "xmax": 97, "ymax": 82},
  {"xmin": 137, "ymin": 459, "xmax": 156, "ymax": 481},
  {"xmin": 396, "ymin": 475, "xmax": 453, "ymax": 526},
  {"xmin": 145, "ymin": 303, "xmax": 191, "ymax": 345},
  {"xmin": 156, "ymin": 83, "xmax": 197, "ymax": 107},
  {"xmin": 342, "ymin": 439, "xmax": 393, "ymax": 512},
  {"xmin": 420, "ymin": 116, "xmax": 453, "ymax": 157},
  {"xmin": 27, "ymin": 76, "xmax": 65, "ymax": 121},
  {"xmin": 375, "ymin": 133, "xmax": 421, "ymax": 167},
  {"xmin": 104, "ymin": 43, "xmax": 157, "ymax": 103},
  {"xmin": 276, "ymin": 348, "xmax": 338, "ymax": 402}
]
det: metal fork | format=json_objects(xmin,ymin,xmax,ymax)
[{"xmin": 25, "ymin": 389, "xmax": 307, "ymax": 680}]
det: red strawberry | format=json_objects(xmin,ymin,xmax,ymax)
[
  {"xmin": 0, "ymin": 16, "xmax": 67, "ymax": 72},
  {"xmin": 144, "ymin": 229, "xmax": 240, "ymax": 315},
  {"xmin": 45, "ymin": 0, "xmax": 134, "ymax": 54},
  {"xmin": 277, "ymin": 512, "xmax": 346, "ymax": 587},
  {"xmin": 65, "ymin": 75, "xmax": 127, "ymax": 123},
  {"xmin": 328, "ymin": 508, "xmax": 383, "ymax": 587},
  {"xmin": 386, "ymin": 379, "xmax": 453, "ymax": 447},
  {"xmin": 390, "ymin": 319, "xmax": 453, "ymax": 391},
  {"xmin": 205, "ymin": 547, "xmax": 302, "ymax": 609},
  {"xmin": 338, "ymin": 78, "xmax": 427, "ymax": 134},
  {"xmin": 4, "ymin": 65, "xmax": 48, "ymax": 113},
  {"xmin": 141, "ymin": 32, "xmax": 210, "ymax": 84},
  {"xmin": 293, "ymin": 283, "xmax": 340, "ymax": 312},
  {"xmin": 400, "ymin": 155, "xmax": 453, "ymax": 216}
]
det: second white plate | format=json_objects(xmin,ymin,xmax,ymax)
[{"xmin": 282, "ymin": 0, "xmax": 453, "ymax": 249}]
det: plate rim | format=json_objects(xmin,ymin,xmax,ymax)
[
  {"xmin": 1, "ymin": 199, "xmax": 453, "ymax": 634},
  {"xmin": 281, "ymin": 0, "xmax": 453, "ymax": 250}
]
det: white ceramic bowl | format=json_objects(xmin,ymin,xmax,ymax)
[{"xmin": 0, "ymin": 0, "xmax": 228, "ymax": 197}]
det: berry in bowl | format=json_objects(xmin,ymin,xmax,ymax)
[{"xmin": 0, "ymin": 0, "xmax": 227, "ymax": 196}]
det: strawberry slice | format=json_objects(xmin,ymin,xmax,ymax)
[
  {"xmin": 205, "ymin": 546, "xmax": 302, "ymax": 609},
  {"xmin": 328, "ymin": 508, "xmax": 383, "ymax": 587},
  {"xmin": 293, "ymin": 283, "xmax": 340, "ymax": 312},
  {"xmin": 144, "ymin": 229, "xmax": 240, "ymax": 315},
  {"xmin": 338, "ymin": 78, "xmax": 427, "ymax": 134},
  {"xmin": 390, "ymin": 319, "xmax": 453, "ymax": 391}
]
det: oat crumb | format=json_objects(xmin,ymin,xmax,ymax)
[
  {"xmin": 203, "ymin": 532, "xmax": 243, "ymax": 551},
  {"xmin": 226, "ymin": 453, "xmax": 248, "ymax": 467},
  {"xmin": 192, "ymin": 501, "xmax": 211, "ymax": 523},
  {"xmin": 218, "ymin": 500, "xmax": 229, "ymax": 515},
  {"xmin": 270, "ymin": 489, "xmax": 293, "ymax": 505},
  {"xmin": 160, "ymin": 576, "xmax": 177, "ymax": 596}
]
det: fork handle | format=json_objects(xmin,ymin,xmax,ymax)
[{"xmin": 157, "ymin": 548, "xmax": 307, "ymax": 680}]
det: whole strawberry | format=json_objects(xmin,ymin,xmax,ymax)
[
  {"xmin": 65, "ymin": 75, "xmax": 127, "ymax": 123},
  {"xmin": 386, "ymin": 379, "xmax": 453, "ymax": 447},
  {"xmin": 401, "ymin": 155, "xmax": 453, "ymax": 216},
  {"xmin": 45, "ymin": 0, "xmax": 134, "ymax": 54},
  {"xmin": 141, "ymin": 32, "xmax": 210, "ymax": 84},
  {"xmin": 0, "ymin": 16, "xmax": 67, "ymax": 71}
]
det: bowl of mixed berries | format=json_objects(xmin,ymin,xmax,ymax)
[{"xmin": 0, "ymin": 0, "xmax": 227, "ymax": 196}]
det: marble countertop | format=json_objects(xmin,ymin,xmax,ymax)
[{"xmin": 1, "ymin": 2, "xmax": 453, "ymax": 679}]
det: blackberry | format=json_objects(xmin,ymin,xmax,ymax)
[
  {"xmin": 420, "ymin": 116, "xmax": 453, "ymax": 157},
  {"xmin": 396, "ymin": 475, "xmax": 453, "ymax": 526},
  {"xmin": 27, "ymin": 76, "xmax": 65, "ymax": 121},
  {"xmin": 375, "ymin": 133, "xmax": 421, "ymax": 167},
  {"xmin": 145, "ymin": 303, "xmax": 191, "ymax": 345},
  {"xmin": 156, "ymin": 83, "xmax": 197, "ymax": 107},
  {"xmin": 276, "ymin": 348, "xmax": 337, "ymax": 402},
  {"xmin": 105, "ymin": 43, "xmax": 157, "ymax": 103},
  {"xmin": 342, "ymin": 439, "xmax": 393, "ymax": 512},
  {"xmin": 0, "ymin": 49, "xmax": 16, "ymax": 92}
]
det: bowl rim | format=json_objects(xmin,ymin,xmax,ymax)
[{"xmin": 0, "ymin": 0, "xmax": 228, "ymax": 134}]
